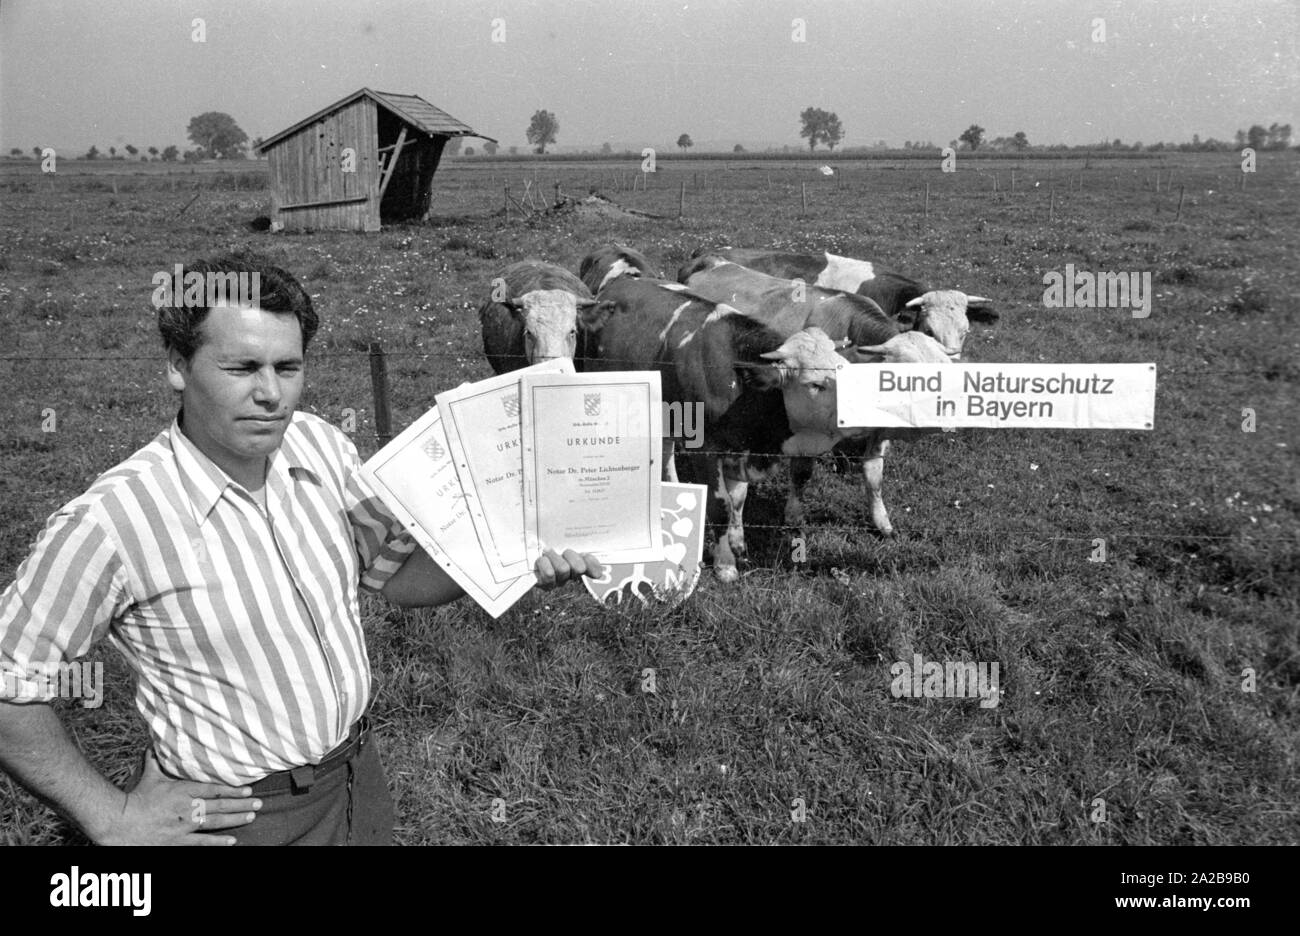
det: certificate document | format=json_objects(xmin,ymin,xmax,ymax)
[
  {"xmin": 519, "ymin": 370, "xmax": 663, "ymax": 564},
  {"xmin": 361, "ymin": 406, "xmax": 534, "ymax": 619},
  {"xmin": 436, "ymin": 358, "xmax": 574, "ymax": 579}
]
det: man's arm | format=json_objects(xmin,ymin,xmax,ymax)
[
  {"xmin": 379, "ymin": 545, "xmax": 465, "ymax": 608},
  {"xmin": 0, "ymin": 701, "xmax": 130, "ymax": 843},
  {"xmin": 380, "ymin": 544, "xmax": 603, "ymax": 608},
  {"xmin": 0, "ymin": 701, "xmax": 260, "ymax": 845}
]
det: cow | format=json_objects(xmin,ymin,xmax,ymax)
[
  {"xmin": 580, "ymin": 276, "xmax": 949, "ymax": 581},
  {"xmin": 673, "ymin": 257, "xmax": 899, "ymax": 348},
  {"xmin": 479, "ymin": 260, "xmax": 596, "ymax": 374},
  {"xmin": 760, "ymin": 329, "xmax": 954, "ymax": 538},
  {"xmin": 577, "ymin": 243, "xmax": 659, "ymax": 295},
  {"xmin": 677, "ymin": 257, "xmax": 955, "ymax": 537},
  {"xmin": 681, "ymin": 246, "xmax": 996, "ymax": 359}
]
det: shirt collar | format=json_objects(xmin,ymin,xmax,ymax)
[{"xmin": 170, "ymin": 411, "xmax": 319, "ymax": 524}]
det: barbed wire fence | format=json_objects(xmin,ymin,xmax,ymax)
[{"xmin": 2, "ymin": 347, "xmax": 1293, "ymax": 551}]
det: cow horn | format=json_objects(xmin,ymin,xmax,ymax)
[
  {"xmin": 759, "ymin": 349, "xmax": 788, "ymax": 360},
  {"xmin": 965, "ymin": 295, "xmax": 993, "ymax": 305},
  {"xmin": 904, "ymin": 296, "xmax": 926, "ymax": 308},
  {"xmin": 856, "ymin": 344, "xmax": 890, "ymax": 354},
  {"xmin": 576, "ymin": 298, "xmax": 597, "ymax": 309}
]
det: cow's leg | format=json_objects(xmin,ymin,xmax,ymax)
[
  {"xmin": 862, "ymin": 437, "xmax": 894, "ymax": 536},
  {"xmin": 785, "ymin": 456, "xmax": 814, "ymax": 529},
  {"xmin": 662, "ymin": 437, "xmax": 679, "ymax": 483},
  {"xmin": 711, "ymin": 458, "xmax": 748, "ymax": 583}
]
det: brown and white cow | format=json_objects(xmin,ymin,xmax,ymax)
[
  {"xmin": 577, "ymin": 243, "xmax": 659, "ymax": 295},
  {"xmin": 760, "ymin": 329, "xmax": 954, "ymax": 538},
  {"xmin": 581, "ymin": 277, "xmax": 944, "ymax": 581},
  {"xmin": 677, "ymin": 257, "xmax": 955, "ymax": 539},
  {"xmin": 681, "ymin": 247, "xmax": 996, "ymax": 359},
  {"xmin": 673, "ymin": 257, "xmax": 900, "ymax": 348},
  {"xmin": 479, "ymin": 260, "xmax": 596, "ymax": 374}
]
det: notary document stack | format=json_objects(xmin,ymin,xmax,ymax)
[{"xmin": 362, "ymin": 360, "xmax": 663, "ymax": 618}]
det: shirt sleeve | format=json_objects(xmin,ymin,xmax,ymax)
[
  {"xmin": 338, "ymin": 434, "xmax": 418, "ymax": 595},
  {"xmin": 0, "ymin": 504, "xmax": 131, "ymax": 703}
]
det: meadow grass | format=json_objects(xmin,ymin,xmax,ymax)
[{"xmin": 0, "ymin": 153, "xmax": 1296, "ymax": 844}]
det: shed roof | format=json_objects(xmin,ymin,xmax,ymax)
[{"xmin": 257, "ymin": 88, "xmax": 496, "ymax": 152}]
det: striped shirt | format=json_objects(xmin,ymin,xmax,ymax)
[{"xmin": 0, "ymin": 412, "xmax": 416, "ymax": 785}]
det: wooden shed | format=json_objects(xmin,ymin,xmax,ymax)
[{"xmin": 256, "ymin": 88, "xmax": 495, "ymax": 232}]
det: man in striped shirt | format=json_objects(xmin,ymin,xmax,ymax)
[{"xmin": 0, "ymin": 255, "xmax": 600, "ymax": 845}]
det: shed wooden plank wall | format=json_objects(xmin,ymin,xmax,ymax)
[{"xmin": 267, "ymin": 97, "xmax": 380, "ymax": 231}]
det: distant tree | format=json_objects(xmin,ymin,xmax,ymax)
[
  {"xmin": 600, "ymin": 141, "xmax": 612, "ymax": 155},
  {"xmin": 148, "ymin": 146, "xmax": 159, "ymax": 160},
  {"xmin": 32, "ymin": 146, "xmax": 42, "ymax": 159},
  {"xmin": 85, "ymin": 145, "xmax": 100, "ymax": 160},
  {"xmin": 1012, "ymin": 131, "xmax": 1029, "ymax": 150},
  {"xmin": 109, "ymin": 146, "xmax": 117, "ymax": 158},
  {"xmin": 444, "ymin": 137, "xmax": 463, "ymax": 156},
  {"xmin": 677, "ymin": 133, "xmax": 693, "ymax": 153},
  {"xmin": 464, "ymin": 146, "xmax": 475, "ymax": 156},
  {"xmin": 182, "ymin": 148, "xmax": 203, "ymax": 163},
  {"xmin": 526, "ymin": 110, "xmax": 559, "ymax": 154},
  {"xmin": 958, "ymin": 125, "xmax": 985, "ymax": 151},
  {"xmin": 186, "ymin": 111, "xmax": 249, "ymax": 159},
  {"xmin": 8, "ymin": 148, "xmax": 22, "ymax": 157},
  {"xmin": 799, "ymin": 107, "xmax": 843, "ymax": 151},
  {"xmin": 1246, "ymin": 124, "xmax": 1268, "ymax": 151},
  {"xmin": 733, "ymin": 143, "xmax": 745, "ymax": 153},
  {"xmin": 125, "ymin": 144, "xmax": 138, "ymax": 157},
  {"xmin": 1267, "ymin": 123, "xmax": 1292, "ymax": 149},
  {"xmin": 250, "ymin": 136, "xmax": 265, "ymax": 158},
  {"xmin": 483, "ymin": 140, "xmax": 498, "ymax": 156},
  {"xmin": 508, "ymin": 145, "xmax": 518, "ymax": 155},
  {"xmin": 1234, "ymin": 129, "xmax": 1247, "ymax": 147},
  {"xmin": 161, "ymin": 145, "xmax": 179, "ymax": 162}
]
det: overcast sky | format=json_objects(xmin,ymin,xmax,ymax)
[{"xmin": 1, "ymin": 0, "xmax": 1295, "ymax": 154}]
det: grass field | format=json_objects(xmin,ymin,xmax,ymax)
[{"xmin": 0, "ymin": 152, "xmax": 1297, "ymax": 844}]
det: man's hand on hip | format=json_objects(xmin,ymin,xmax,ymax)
[{"xmin": 102, "ymin": 750, "xmax": 262, "ymax": 846}]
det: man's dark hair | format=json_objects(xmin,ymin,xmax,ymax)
[{"xmin": 157, "ymin": 252, "xmax": 319, "ymax": 360}]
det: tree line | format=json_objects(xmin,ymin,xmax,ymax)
[{"xmin": 10, "ymin": 110, "xmax": 1293, "ymax": 162}]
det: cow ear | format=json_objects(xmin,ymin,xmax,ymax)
[
  {"xmin": 745, "ymin": 361, "xmax": 786, "ymax": 391},
  {"xmin": 576, "ymin": 298, "xmax": 598, "ymax": 310},
  {"xmin": 965, "ymin": 297, "xmax": 999, "ymax": 323},
  {"xmin": 854, "ymin": 344, "xmax": 890, "ymax": 364},
  {"xmin": 896, "ymin": 294, "xmax": 926, "ymax": 329},
  {"xmin": 580, "ymin": 300, "xmax": 613, "ymax": 333}
]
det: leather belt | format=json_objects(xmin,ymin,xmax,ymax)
[{"xmin": 248, "ymin": 716, "xmax": 371, "ymax": 796}]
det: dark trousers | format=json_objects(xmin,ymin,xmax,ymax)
[{"xmin": 128, "ymin": 729, "xmax": 395, "ymax": 846}]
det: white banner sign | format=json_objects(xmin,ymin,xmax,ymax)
[{"xmin": 838, "ymin": 363, "xmax": 1157, "ymax": 430}]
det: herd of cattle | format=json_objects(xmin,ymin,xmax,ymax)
[{"xmin": 479, "ymin": 245, "xmax": 998, "ymax": 581}]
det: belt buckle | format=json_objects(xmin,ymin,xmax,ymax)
[{"xmin": 290, "ymin": 765, "xmax": 315, "ymax": 793}]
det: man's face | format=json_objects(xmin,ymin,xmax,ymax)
[{"xmin": 167, "ymin": 304, "xmax": 305, "ymax": 488}]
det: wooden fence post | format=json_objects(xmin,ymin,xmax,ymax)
[
  {"xmin": 1175, "ymin": 184, "xmax": 1186, "ymax": 221},
  {"xmin": 679, "ymin": 180, "xmax": 686, "ymax": 218},
  {"xmin": 369, "ymin": 342, "xmax": 392, "ymax": 446},
  {"xmin": 924, "ymin": 182, "xmax": 930, "ymax": 223},
  {"xmin": 801, "ymin": 182, "xmax": 808, "ymax": 215}
]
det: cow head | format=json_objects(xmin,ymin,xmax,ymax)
[
  {"xmin": 852, "ymin": 330, "xmax": 953, "ymax": 365},
  {"xmin": 506, "ymin": 289, "xmax": 596, "ymax": 364},
  {"xmin": 898, "ymin": 291, "xmax": 997, "ymax": 360},
  {"xmin": 755, "ymin": 328, "xmax": 847, "ymax": 457}
]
